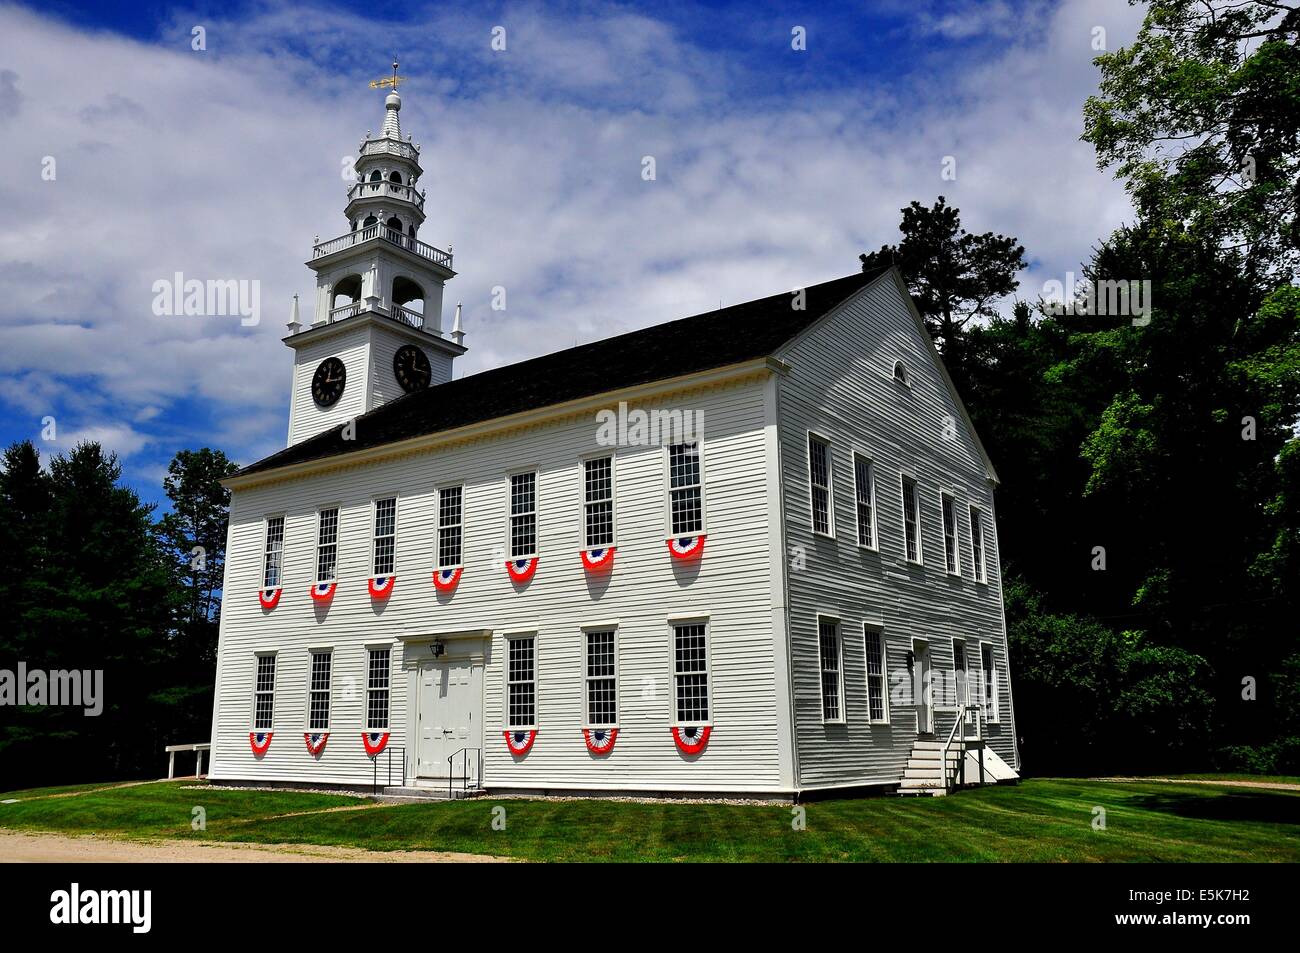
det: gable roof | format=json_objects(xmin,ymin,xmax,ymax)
[{"xmin": 235, "ymin": 267, "xmax": 891, "ymax": 479}]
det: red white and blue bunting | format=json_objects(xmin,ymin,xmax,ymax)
[
  {"xmin": 667, "ymin": 535, "xmax": 706, "ymax": 560},
  {"xmin": 258, "ymin": 587, "xmax": 282, "ymax": 610},
  {"xmin": 432, "ymin": 567, "xmax": 462, "ymax": 592},
  {"xmin": 368, "ymin": 575, "xmax": 396, "ymax": 598},
  {"xmin": 249, "ymin": 731, "xmax": 273, "ymax": 755},
  {"xmin": 583, "ymin": 727, "xmax": 617, "ymax": 754},
  {"xmin": 310, "ymin": 581, "xmax": 337, "ymax": 602},
  {"xmin": 504, "ymin": 729, "xmax": 536, "ymax": 755},
  {"xmin": 304, "ymin": 732, "xmax": 329, "ymax": 754},
  {"xmin": 506, "ymin": 557, "xmax": 538, "ymax": 583},
  {"xmin": 580, "ymin": 547, "xmax": 615, "ymax": 571},
  {"xmin": 362, "ymin": 731, "xmax": 390, "ymax": 756},
  {"xmin": 672, "ymin": 725, "xmax": 711, "ymax": 755}
]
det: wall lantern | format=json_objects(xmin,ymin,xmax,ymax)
[{"xmin": 430, "ymin": 639, "xmax": 446, "ymax": 658}]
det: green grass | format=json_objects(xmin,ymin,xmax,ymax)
[
  {"xmin": 0, "ymin": 778, "xmax": 1296, "ymax": 861},
  {"xmin": 1145, "ymin": 773, "xmax": 1300, "ymax": 786}
]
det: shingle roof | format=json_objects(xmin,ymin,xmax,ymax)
[{"xmin": 235, "ymin": 267, "xmax": 889, "ymax": 478}]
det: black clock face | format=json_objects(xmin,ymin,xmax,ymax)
[
  {"xmin": 312, "ymin": 357, "xmax": 346, "ymax": 407},
  {"xmin": 393, "ymin": 344, "xmax": 432, "ymax": 394}
]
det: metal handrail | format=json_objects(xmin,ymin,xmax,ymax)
[
  {"xmin": 371, "ymin": 744, "xmax": 406, "ymax": 795},
  {"xmin": 446, "ymin": 747, "xmax": 482, "ymax": 800}
]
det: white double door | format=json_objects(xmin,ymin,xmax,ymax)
[{"xmin": 416, "ymin": 659, "xmax": 482, "ymax": 779}]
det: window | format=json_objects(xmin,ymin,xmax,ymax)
[
  {"xmin": 509, "ymin": 472, "xmax": 537, "ymax": 558},
  {"xmin": 316, "ymin": 507, "xmax": 339, "ymax": 582},
  {"xmin": 672, "ymin": 623, "xmax": 710, "ymax": 724},
  {"xmin": 506, "ymin": 636, "xmax": 537, "ymax": 728},
  {"xmin": 366, "ymin": 648, "xmax": 390, "ymax": 731},
  {"xmin": 853, "ymin": 455, "xmax": 875, "ymax": 548},
  {"xmin": 438, "ymin": 486, "xmax": 463, "ymax": 568},
  {"xmin": 892, "ymin": 360, "xmax": 909, "ymax": 385},
  {"xmin": 307, "ymin": 651, "xmax": 332, "ymax": 730},
  {"xmin": 253, "ymin": 654, "xmax": 276, "ymax": 730},
  {"xmin": 262, "ymin": 516, "xmax": 284, "ymax": 588},
  {"xmin": 818, "ymin": 619, "xmax": 843, "ymax": 722},
  {"xmin": 372, "ymin": 497, "xmax": 396, "ymax": 576},
  {"xmin": 668, "ymin": 442, "xmax": 703, "ymax": 535},
  {"xmin": 901, "ymin": 478, "xmax": 921, "ymax": 563},
  {"xmin": 865, "ymin": 626, "xmax": 888, "ymax": 723},
  {"xmin": 942, "ymin": 493, "xmax": 960, "ymax": 575},
  {"xmin": 981, "ymin": 644, "xmax": 999, "ymax": 722},
  {"xmin": 970, "ymin": 506, "xmax": 987, "ymax": 583},
  {"xmin": 808, "ymin": 435, "xmax": 833, "ymax": 536},
  {"xmin": 584, "ymin": 629, "xmax": 617, "ymax": 727},
  {"xmin": 953, "ymin": 639, "xmax": 968, "ymax": 708},
  {"xmin": 583, "ymin": 457, "xmax": 614, "ymax": 548}
]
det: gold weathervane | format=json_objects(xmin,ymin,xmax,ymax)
[{"xmin": 370, "ymin": 58, "xmax": 404, "ymax": 91}]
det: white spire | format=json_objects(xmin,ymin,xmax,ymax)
[
  {"xmin": 451, "ymin": 301, "xmax": 464, "ymax": 345},
  {"xmin": 383, "ymin": 91, "xmax": 401, "ymax": 139},
  {"xmin": 286, "ymin": 293, "xmax": 301, "ymax": 334}
]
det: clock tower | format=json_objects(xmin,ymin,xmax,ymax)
[{"xmin": 284, "ymin": 64, "xmax": 466, "ymax": 447}]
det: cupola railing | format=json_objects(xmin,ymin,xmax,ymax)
[{"xmin": 312, "ymin": 225, "xmax": 452, "ymax": 269}]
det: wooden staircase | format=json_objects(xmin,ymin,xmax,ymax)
[
  {"xmin": 895, "ymin": 704, "xmax": 1018, "ymax": 796},
  {"xmin": 897, "ymin": 740, "xmax": 965, "ymax": 796}
]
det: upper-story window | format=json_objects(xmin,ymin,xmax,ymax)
[
  {"xmin": 262, "ymin": 516, "xmax": 284, "ymax": 588},
  {"xmin": 941, "ymin": 493, "xmax": 960, "ymax": 575},
  {"xmin": 970, "ymin": 506, "xmax": 987, "ymax": 583},
  {"xmin": 438, "ymin": 486, "xmax": 463, "ymax": 568},
  {"xmin": 981, "ymin": 644, "xmax": 999, "ymax": 722},
  {"xmin": 316, "ymin": 507, "xmax": 339, "ymax": 582},
  {"xmin": 901, "ymin": 477, "xmax": 921, "ymax": 564},
  {"xmin": 668, "ymin": 442, "xmax": 703, "ymax": 535},
  {"xmin": 893, "ymin": 360, "xmax": 910, "ymax": 386},
  {"xmin": 853, "ymin": 455, "xmax": 875, "ymax": 548},
  {"xmin": 583, "ymin": 456, "xmax": 614, "ymax": 549},
  {"xmin": 510, "ymin": 472, "xmax": 537, "ymax": 558},
  {"xmin": 372, "ymin": 497, "xmax": 397, "ymax": 577},
  {"xmin": 808, "ymin": 435, "xmax": 834, "ymax": 536},
  {"xmin": 389, "ymin": 171, "xmax": 402, "ymax": 184}
]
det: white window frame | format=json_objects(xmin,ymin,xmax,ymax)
[
  {"xmin": 981, "ymin": 642, "xmax": 1000, "ymax": 723},
  {"xmin": 970, "ymin": 504, "xmax": 988, "ymax": 584},
  {"xmin": 504, "ymin": 632, "xmax": 538, "ymax": 730},
  {"xmin": 892, "ymin": 359, "xmax": 910, "ymax": 387},
  {"xmin": 306, "ymin": 648, "xmax": 333, "ymax": 731},
  {"xmin": 581, "ymin": 625, "xmax": 619, "ymax": 729},
  {"xmin": 261, "ymin": 514, "xmax": 285, "ymax": 589},
  {"xmin": 941, "ymin": 491, "xmax": 961, "ymax": 577},
  {"xmin": 852, "ymin": 452, "xmax": 877, "ymax": 550},
  {"xmin": 508, "ymin": 470, "xmax": 538, "ymax": 560},
  {"xmin": 365, "ymin": 646, "xmax": 391, "ymax": 732},
  {"xmin": 581, "ymin": 453, "xmax": 616, "ymax": 550},
  {"xmin": 664, "ymin": 441, "xmax": 706, "ymax": 538},
  {"xmin": 371, "ymin": 495, "xmax": 398, "ymax": 578},
  {"xmin": 863, "ymin": 624, "xmax": 890, "ymax": 725},
  {"xmin": 807, "ymin": 432, "xmax": 835, "ymax": 538},
  {"xmin": 437, "ymin": 483, "xmax": 464, "ymax": 569},
  {"xmin": 951, "ymin": 637, "xmax": 969, "ymax": 710},
  {"xmin": 251, "ymin": 652, "xmax": 277, "ymax": 731},
  {"xmin": 314, "ymin": 504, "xmax": 340, "ymax": 584},
  {"xmin": 900, "ymin": 475, "xmax": 922, "ymax": 565},
  {"xmin": 817, "ymin": 615, "xmax": 845, "ymax": 724},
  {"xmin": 669, "ymin": 618, "xmax": 711, "ymax": 727}
]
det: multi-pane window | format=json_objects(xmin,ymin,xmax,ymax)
[
  {"xmin": 584, "ymin": 457, "xmax": 614, "ymax": 548},
  {"xmin": 509, "ymin": 472, "xmax": 537, "ymax": 558},
  {"xmin": 262, "ymin": 516, "xmax": 284, "ymax": 588},
  {"xmin": 818, "ymin": 619, "xmax": 843, "ymax": 722},
  {"xmin": 366, "ymin": 648, "xmax": 390, "ymax": 731},
  {"xmin": 253, "ymin": 654, "xmax": 276, "ymax": 730},
  {"xmin": 372, "ymin": 497, "xmax": 396, "ymax": 576},
  {"xmin": 506, "ymin": 636, "xmax": 537, "ymax": 728},
  {"xmin": 942, "ymin": 494, "xmax": 959, "ymax": 575},
  {"xmin": 584, "ymin": 629, "xmax": 617, "ymax": 726},
  {"xmin": 901, "ymin": 478, "xmax": 921, "ymax": 563},
  {"xmin": 981, "ymin": 644, "xmax": 998, "ymax": 722},
  {"xmin": 854, "ymin": 455, "xmax": 875, "ymax": 548},
  {"xmin": 668, "ymin": 443, "xmax": 703, "ymax": 535},
  {"xmin": 672, "ymin": 623, "xmax": 710, "ymax": 724},
  {"xmin": 970, "ymin": 506, "xmax": 986, "ymax": 583},
  {"xmin": 316, "ymin": 507, "xmax": 339, "ymax": 581},
  {"xmin": 308, "ymin": 651, "xmax": 332, "ymax": 731},
  {"xmin": 865, "ymin": 627, "xmax": 887, "ymax": 723},
  {"xmin": 808, "ymin": 435, "xmax": 833, "ymax": 535},
  {"xmin": 438, "ymin": 486, "xmax": 463, "ymax": 568},
  {"xmin": 953, "ymin": 639, "xmax": 968, "ymax": 708}
]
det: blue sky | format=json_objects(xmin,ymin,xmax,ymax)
[{"xmin": 0, "ymin": 0, "xmax": 1142, "ymax": 508}]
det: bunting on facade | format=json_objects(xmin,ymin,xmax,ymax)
[
  {"xmin": 249, "ymin": 731, "xmax": 273, "ymax": 755},
  {"xmin": 311, "ymin": 581, "xmax": 337, "ymax": 602},
  {"xmin": 580, "ymin": 547, "xmax": 615, "ymax": 571},
  {"xmin": 667, "ymin": 535, "xmax": 706, "ymax": 560},
  {"xmin": 504, "ymin": 729, "xmax": 536, "ymax": 755},
  {"xmin": 368, "ymin": 575, "xmax": 396, "ymax": 598},
  {"xmin": 258, "ymin": 587, "xmax": 282, "ymax": 609},
  {"xmin": 672, "ymin": 725, "xmax": 711, "ymax": 755},
  {"xmin": 304, "ymin": 732, "xmax": 329, "ymax": 754},
  {"xmin": 583, "ymin": 727, "xmax": 617, "ymax": 754},
  {"xmin": 433, "ymin": 567, "xmax": 462, "ymax": 592},
  {"xmin": 362, "ymin": 731, "xmax": 390, "ymax": 756},
  {"xmin": 505, "ymin": 557, "xmax": 538, "ymax": 583}
]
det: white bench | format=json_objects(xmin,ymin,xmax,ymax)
[{"xmin": 164, "ymin": 743, "xmax": 212, "ymax": 779}]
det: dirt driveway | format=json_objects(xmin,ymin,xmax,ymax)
[{"xmin": 0, "ymin": 830, "xmax": 511, "ymax": 863}]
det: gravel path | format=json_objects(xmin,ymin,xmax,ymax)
[{"xmin": 1092, "ymin": 776, "xmax": 1300, "ymax": 791}]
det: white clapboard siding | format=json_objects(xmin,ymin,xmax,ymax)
[
  {"xmin": 774, "ymin": 273, "xmax": 1019, "ymax": 788},
  {"xmin": 286, "ymin": 325, "xmax": 372, "ymax": 446},
  {"xmin": 209, "ymin": 376, "xmax": 787, "ymax": 791}
]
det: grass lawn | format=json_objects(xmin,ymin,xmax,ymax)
[{"xmin": 0, "ymin": 778, "xmax": 1296, "ymax": 861}]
